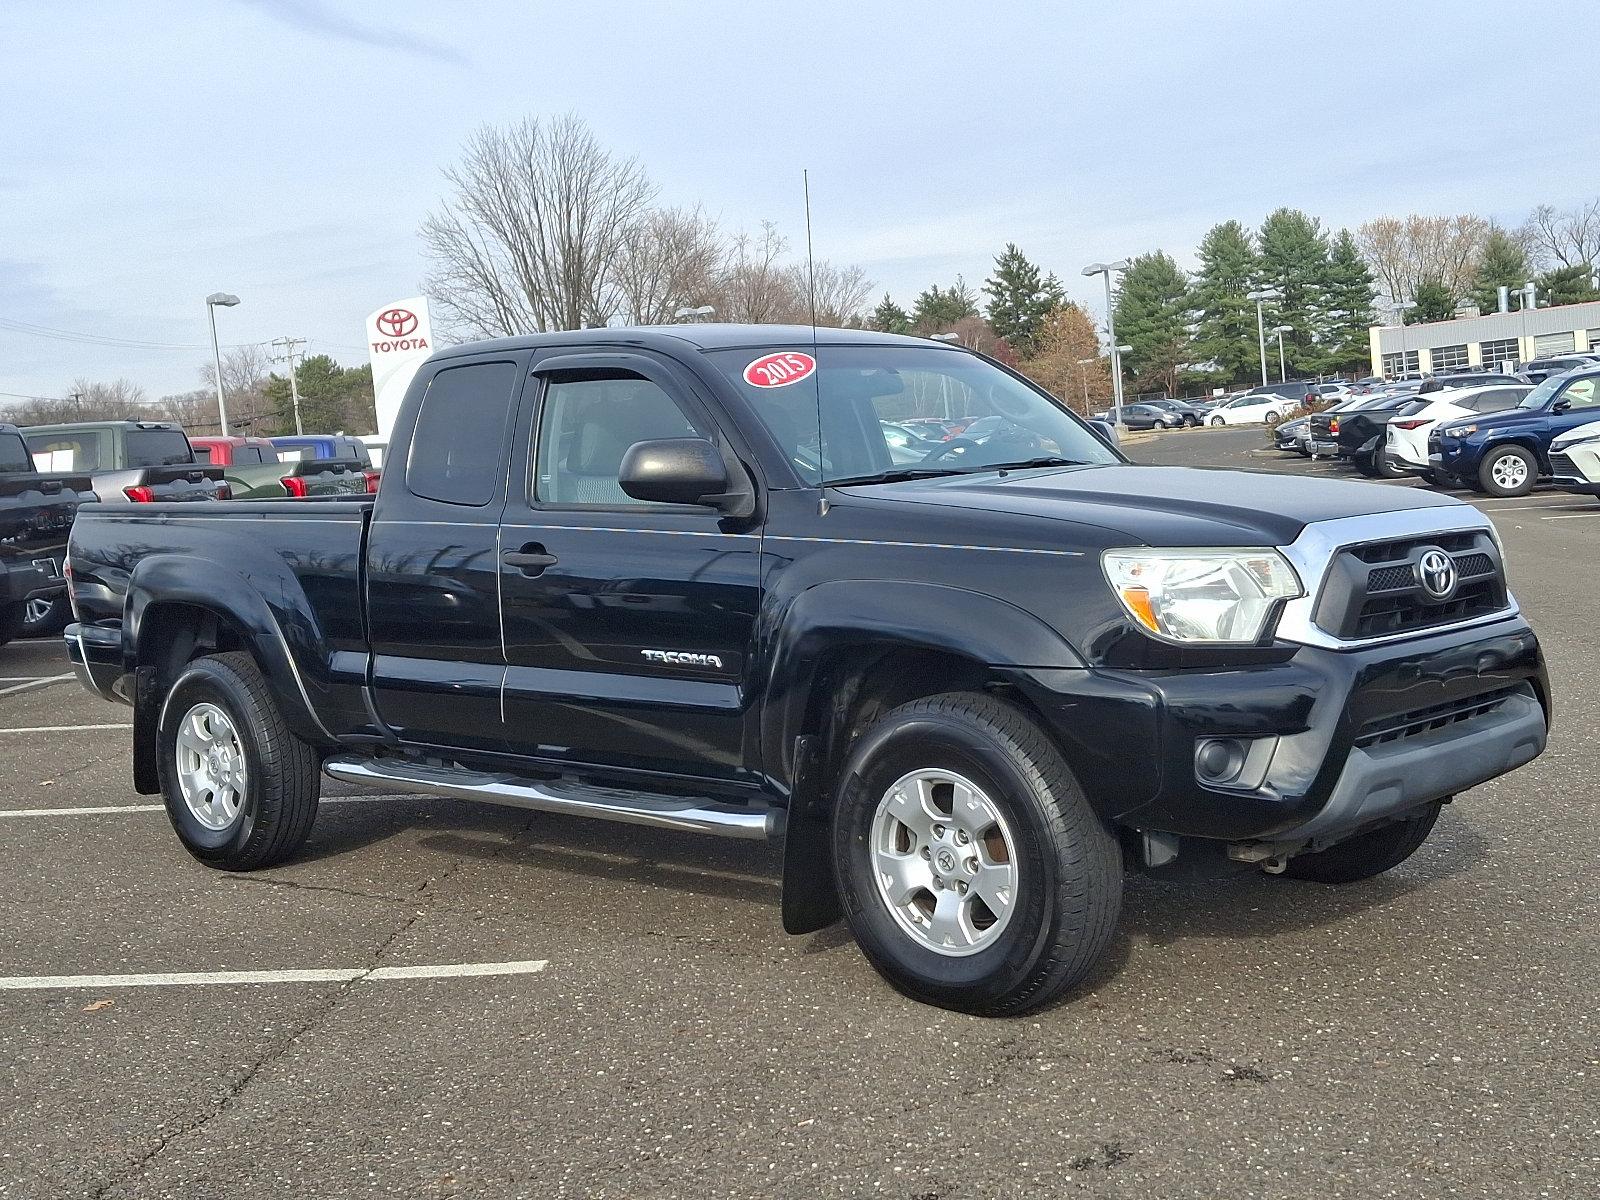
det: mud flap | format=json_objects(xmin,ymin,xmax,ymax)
[
  {"xmin": 132, "ymin": 665, "xmax": 160, "ymax": 795},
  {"xmin": 780, "ymin": 735, "xmax": 841, "ymax": 934}
]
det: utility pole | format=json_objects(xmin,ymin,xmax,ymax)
[{"xmin": 270, "ymin": 337, "xmax": 307, "ymax": 435}]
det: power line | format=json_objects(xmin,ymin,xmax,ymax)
[{"xmin": 0, "ymin": 314, "xmax": 269, "ymax": 352}]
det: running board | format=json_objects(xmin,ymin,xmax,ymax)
[{"xmin": 322, "ymin": 755, "xmax": 782, "ymax": 841}]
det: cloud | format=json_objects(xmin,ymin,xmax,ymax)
[{"xmin": 233, "ymin": 0, "xmax": 466, "ymax": 65}]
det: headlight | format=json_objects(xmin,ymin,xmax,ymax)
[
  {"xmin": 1444, "ymin": 424, "xmax": 1476, "ymax": 437},
  {"xmin": 1102, "ymin": 548, "xmax": 1303, "ymax": 644}
]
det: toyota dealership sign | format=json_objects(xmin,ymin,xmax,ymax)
[{"xmin": 365, "ymin": 296, "xmax": 434, "ymax": 438}]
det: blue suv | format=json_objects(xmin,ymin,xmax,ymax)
[{"xmin": 1430, "ymin": 367, "xmax": 1600, "ymax": 496}]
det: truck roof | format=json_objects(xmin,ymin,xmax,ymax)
[
  {"xmin": 428, "ymin": 323, "xmax": 946, "ymax": 363},
  {"xmin": 21, "ymin": 419, "xmax": 182, "ymax": 434}
]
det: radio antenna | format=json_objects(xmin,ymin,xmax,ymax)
[{"xmin": 804, "ymin": 169, "xmax": 827, "ymax": 513}]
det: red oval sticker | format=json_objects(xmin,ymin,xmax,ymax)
[{"xmin": 743, "ymin": 351, "xmax": 817, "ymax": 389}]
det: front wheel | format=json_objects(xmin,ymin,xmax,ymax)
[
  {"xmin": 1264, "ymin": 410, "xmax": 1282, "ymax": 426},
  {"xmin": 157, "ymin": 651, "xmax": 321, "ymax": 870},
  {"xmin": 1210, "ymin": 416, "xmax": 1225, "ymax": 426},
  {"xmin": 833, "ymin": 692, "xmax": 1122, "ymax": 1016},
  {"xmin": 1282, "ymin": 803, "xmax": 1442, "ymax": 883},
  {"xmin": 1478, "ymin": 446, "xmax": 1538, "ymax": 497}
]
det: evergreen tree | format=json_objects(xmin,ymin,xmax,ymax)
[
  {"xmin": 1190, "ymin": 220, "xmax": 1260, "ymax": 384},
  {"xmin": 1405, "ymin": 278, "xmax": 1457, "ymax": 324},
  {"xmin": 1535, "ymin": 262, "xmax": 1600, "ymax": 306},
  {"xmin": 261, "ymin": 356, "xmax": 376, "ymax": 435},
  {"xmin": 1322, "ymin": 229, "xmax": 1378, "ymax": 374},
  {"xmin": 867, "ymin": 293, "xmax": 912, "ymax": 334},
  {"xmin": 1257, "ymin": 208, "xmax": 1333, "ymax": 378},
  {"xmin": 1470, "ymin": 228, "xmax": 1532, "ymax": 314},
  {"xmin": 1112, "ymin": 251, "xmax": 1192, "ymax": 396},
  {"xmin": 911, "ymin": 276, "xmax": 979, "ymax": 333},
  {"xmin": 983, "ymin": 244, "xmax": 1063, "ymax": 356}
]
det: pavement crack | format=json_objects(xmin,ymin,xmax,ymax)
[{"xmin": 220, "ymin": 873, "xmax": 417, "ymax": 908}]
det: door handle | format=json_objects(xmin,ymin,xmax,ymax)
[{"xmin": 502, "ymin": 544, "xmax": 558, "ymax": 574}]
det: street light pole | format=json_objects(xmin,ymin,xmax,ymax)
[
  {"xmin": 1272, "ymin": 324, "xmax": 1293, "ymax": 383},
  {"xmin": 205, "ymin": 292, "xmax": 240, "ymax": 436},
  {"xmin": 1246, "ymin": 288, "xmax": 1281, "ymax": 387},
  {"xmin": 1082, "ymin": 260, "xmax": 1130, "ymax": 425}
]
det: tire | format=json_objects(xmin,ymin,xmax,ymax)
[
  {"xmin": 0, "ymin": 602, "xmax": 24, "ymax": 648},
  {"xmin": 156, "ymin": 651, "xmax": 320, "ymax": 870},
  {"xmin": 1154, "ymin": 418, "xmax": 1170, "ymax": 430},
  {"xmin": 21, "ymin": 594, "xmax": 69, "ymax": 638},
  {"xmin": 1371, "ymin": 447, "xmax": 1407, "ymax": 479},
  {"xmin": 1420, "ymin": 469, "xmax": 1453, "ymax": 488},
  {"xmin": 832, "ymin": 692, "xmax": 1122, "ymax": 1016},
  {"xmin": 1477, "ymin": 445, "xmax": 1538, "ymax": 497},
  {"xmin": 1264, "ymin": 410, "xmax": 1282, "ymax": 427},
  {"xmin": 1210, "ymin": 416, "xmax": 1225, "ymax": 427},
  {"xmin": 1281, "ymin": 803, "xmax": 1442, "ymax": 884},
  {"xmin": 1352, "ymin": 454, "xmax": 1380, "ymax": 478}
]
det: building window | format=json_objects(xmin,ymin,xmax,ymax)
[
  {"xmin": 1431, "ymin": 344, "xmax": 1469, "ymax": 371},
  {"xmin": 1382, "ymin": 350, "xmax": 1419, "ymax": 377},
  {"xmin": 1586, "ymin": 328, "xmax": 1600, "ymax": 352},
  {"xmin": 1480, "ymin": 337, "xmax": 1519, "ymax": 368},
  {"xmin": 1533, "ymin": 331, "xmax": 1576, "ymax": 357}
]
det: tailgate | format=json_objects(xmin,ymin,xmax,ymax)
[
  {"xmin": 0, "ymin": 472, "xmax": 95, "ymax": 599},
  {"xmin": 285, "ymin": 458, "xmax": 371, "ymax": 497},
  {"xmin": 135, "ymin": 464, "xmax": 227, "ymax": 501}
]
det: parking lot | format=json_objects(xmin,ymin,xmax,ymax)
[{"xmin": 2, "ymin": 427, "xmax": 1596, "ymax": 1199}]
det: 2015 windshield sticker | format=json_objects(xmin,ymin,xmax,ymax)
[{"xmin": 743, "ymin": 351, "xmax": 817, "ymax": 389}]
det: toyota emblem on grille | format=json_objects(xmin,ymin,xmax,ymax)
[{"xmin": 1415, "ymin": 548, "xmax": 1458, "ymax": 600}]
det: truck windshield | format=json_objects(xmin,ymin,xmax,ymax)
[
  {"xmin": 124, "ymin": 429, "xmax": 194, "ymax": 466},
  {"xmin": 0, "ymin": 432, "xmax": 32, "ymax": 473},
  {"xmin": 708, "ymin": 344, "xmax": 1119, "ymax": 485}
]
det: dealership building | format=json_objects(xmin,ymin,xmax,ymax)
[{"xmin": 1367, "ymin": 299, "xmax": 1600, "ymax": 377}]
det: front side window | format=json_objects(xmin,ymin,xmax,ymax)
[
  {"xmin": 535, "ymin": 371, "xmax": 701, "ymax": 506},
  {"xmin": 709, "ymin": 345, "xmax": 1119, "ymax": 485},
  {"xmin": 25, "ymin": 433, "xmax": 103, "ymax": 472},
  {"xmin": 1562, "ymin": 377, "xmax": 1600, "ymax": 410},
  {"xmin": 0, "ymin": 432, "xmax": 32, "ymax": 473},
  {"xmin": 407, "ymin": 361, "xmax": 520, "ymax": 506}
]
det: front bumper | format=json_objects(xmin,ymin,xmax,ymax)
[{"xmin": 1011, "ymin": 616, "xmax": 1548, "ymax": 848}]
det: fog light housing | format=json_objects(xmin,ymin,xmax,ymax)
[{"xmin": 1194, "ymin": 735, "xmax": 1279, "ymax": 792}]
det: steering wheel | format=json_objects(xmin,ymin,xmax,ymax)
[{"xmin": 918, "ymin": 437, "xmax": 981, "ymax": 465}]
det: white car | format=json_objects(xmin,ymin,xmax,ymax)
[
  {"xmin": 1385, "ymin": 382, "xmax": 1532, "ymax": 475},
  {"xmin": 1207, "ymin": 392, "xmax": 1290, "ymax": 426},
  {"xmin": 1549, "ymin": 420, "xmax": 1600, "ymax": 495}
]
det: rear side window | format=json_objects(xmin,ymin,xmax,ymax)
[
  {"xmin": 408, "ymin": 361, "xmax": 520, "ymax": 506},
  {"xmin": 26, "ymin": 432, "xmax": 103, "ymax": 472},
  {"xmin": 125, "ymin": 429, "xmax": 193, "ymax": 466},
  {"xmin": 0, "ymin": 432, "xmax": 31, "ymax": 472},
  {"xmin": 235, "ymin": 446, "xmax": 266, "ymax": 464}
]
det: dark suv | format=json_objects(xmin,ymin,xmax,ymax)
[{"xmin": 1431, "ymin": 367, "xmax": 1600, "ymax": 495}]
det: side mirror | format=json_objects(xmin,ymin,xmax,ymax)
[
  {"xmin": 1088, "ymin": 419, "xmax": 1119, "ymax": 448},
  {"xmin": 1551, "ymin": 398, "xmax": 1571, "ymax": 414},
  {"xmin": 618, "ymin": 438, "xmax": 731, "ymax": 507}
]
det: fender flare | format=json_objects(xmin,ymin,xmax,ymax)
[
  {"xmin": 765, "ymin": 579, "xmax": 1085, "ymax": 934},
  {"xmin": 125, "ymin": 554, "xmax": 335, "ymax": 746}
]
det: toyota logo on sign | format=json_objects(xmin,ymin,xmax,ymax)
[
  {"xmin": 1415, "ymin": 548, "xmax": 1458, "ymax": 601},
  {"xmin": 376, "ymin": 308, "xmax": 418, "ymax": 338}
]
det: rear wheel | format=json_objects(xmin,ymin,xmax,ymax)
[
  {"xmin": 1352, "ymin": 454, "xmax": 1380, "ymax": 477},
  {"xmin": 1282, "ymin": 803, "xmax": 1442, "ymax": 884},
  {"xmin": 1264, "ymin": 410, "xmax": 1282, "ymax": 426},
  {"xmin": 21, "ymin": 595, "xmax": 69, "ymax": 638},
  {"xmin": 1372, "ymin": 448, "xmax": 1407, "ymax": 479},
  {"xmin": 1478, "ymin": 446, "xmax": 1538, "ymax": 497},
  {"xmin": 1210, "ymin": 416, "xmax": 1225, "ymax": 427},
  {"xmin": 833, "ymin": 692, "xmax": 1122, "ymax": 1016},
  {"xmin": 157, "ymin": 651, "xmax": 320, "ymax": 870}
]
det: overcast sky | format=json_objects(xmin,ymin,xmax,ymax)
[{"xmin": 4, "ymin": 0, "xmax": 1596, "ymax": 400}]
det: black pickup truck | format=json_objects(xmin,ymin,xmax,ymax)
[
  {"xmin": 0, "ymin": 422, "xmax": 94, "ymax": 646},
  {"xmin": 64, "ymin": 326, "xmax": 1550, "ymax": 1015}
]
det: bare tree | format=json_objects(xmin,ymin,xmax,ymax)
[
  {"xmin": 613, "ymin": 205, "xmax": 724, "ymax": 325},
  {"xmin": 785, "ymin": 261, "xmax": 874, "ymax": 327},
  {"xmin": 1520, "ymin": 199, "xmax": 1600, "ymax": 270},
  {"xmin": 1356, "ymin": 214, "xmax": 1490, "ymax": 306},
  {"xmin": 421, "ymin": 113, "xmax": 656, "ymax": 336},
  {"xmin": 196, "ymin": 344, "xmax": 275, "ymax": 430},
  {"xmin": 713, "ymin": 222, "xmax": 797, "ymax": 323},
  {"xmin": 155, "ymin": 388, "xmax": 221, "ymax": 431}
]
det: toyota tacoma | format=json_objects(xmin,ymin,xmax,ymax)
[{"xmin": 64, "ymin": 327, "xmax": 1550, "ymax": 1014}]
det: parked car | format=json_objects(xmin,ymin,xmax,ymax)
[
  {"xmin": 877, "ymin": 422, "xmax": 947, "ymax": 466},
  {"xmin": 1386, "ymin": 383, "xmax": 1532, "ymax": 480},
  {"xmin": 1430, "ymin": 367, "xmax": 1600, "ymax": 496},
  {"xmin": 1305, "ymin": 385, "xmax": 1427, "ymax": 457},
  {"xmin": 0, "ymin": 422, "xmax": 94, "ymax": 644},
  {"xmin": 191, "ymin": 435, "xmax": 376, "ymax": 499},
  {"xmin": 1143, "ymin": 398, "xmax": 1203, "ymax": 427},
  {"xmin": 1520, "ymin": 354, "xmax": 1600, "ymax": 385},
  {"xmin": 1105, "ymin": 403, "xmax": 1186, "ymax": 430},
  {"xmin": 1273, "ymin": 396, "xmax": 1366, "ymax": 453},
  {"xmin": 1548, "ymin": 420, "xmax": 1600, "ymax": 496},
  {"xmin": 23, "ymin": 421, "xmax": 226, "ymax": 503},
  {"xmin": 61, "ymin": 324, "xmax": 1549, "ymax": 1015},
  {"xmin": 1207, "ymin": 391, "xmax": 1291, "ymax": 426}
]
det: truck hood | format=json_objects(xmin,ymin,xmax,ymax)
[{"xmin": 839, "ymin": 464, "xmax": 1464, "ymax": 546}]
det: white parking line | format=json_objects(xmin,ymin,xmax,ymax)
[
  {"xmin": 1478, "ymin": 501, "xmax": 1593, "ymax": 512},
  {"xmin": 0, "ymin": 673, "xmax": 74, "ymax": 698},
  {"xmin": 1541, "ymin": 512, "xmax": 1600, "ymax": 520},
  {"xmin": 0, "ymin": 794, "xmax": 423, "ymax": 819},
  {"xmin": 0, "ymin": 723, "xmax": 132, "ymax": 734},
  {"xmin": 0, "ymin": 959, "xmax": 547, "ymax": 992}
]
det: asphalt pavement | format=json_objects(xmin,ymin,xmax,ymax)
[{"xmin": 1, "ymin": 429, "xmax": 1595, "ymax": 1198}]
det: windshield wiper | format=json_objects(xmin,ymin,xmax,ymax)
[
  {"xmin": 827, "ymin": 468, "xmax": 970, "ymax": 486},
  {"xmin": 989, "ymin": 456, "xmax": 1095, "ymax": 472}
]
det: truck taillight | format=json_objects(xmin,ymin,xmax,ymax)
[
  {"xmin": 363, "ymin": 470, "xmax": 381, "ymax": 494},
  {"xmin": 214, "ymin": 482, "xmax": 232, "ymax": 500},
  {"xmin": 281, "ymin": 475, "xmax": 309, "ymax": 498},
  {"xmin": 1329, "ymin": 418, "xmax": 1340, "ymax": 435},
  {"xmin": 123, "ymin": 485, "xmax": 155, "ymax": 503}
]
